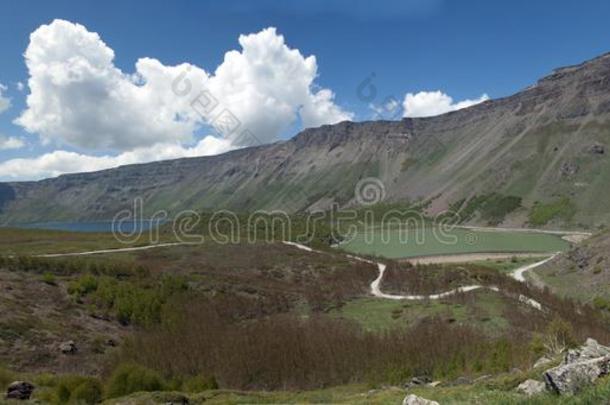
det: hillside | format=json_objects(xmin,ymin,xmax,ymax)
[
  {"xmin": 534, "ymin": 227, "xmax": 610, "ymax": 303},
  {"xmin": 3, "ymin": 53, "xmax": 610, "ymax": 227}
]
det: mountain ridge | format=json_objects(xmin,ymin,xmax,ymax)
[{"xmin": 3, "ymin": 52, "xmax": 610, "ymax": 226}]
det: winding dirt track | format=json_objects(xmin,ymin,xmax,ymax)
[
  {"xmin": 30, "ymin": 239, "xmax": 552, "ymax": 310},
  {"xmin": 282, "ymin": 242, "xmax": 546, "ymax": 309}
]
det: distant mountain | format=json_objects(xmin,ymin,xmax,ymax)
[{"xmin": 3, "ymin": 53, "xmax": 610, "ymax": 228}]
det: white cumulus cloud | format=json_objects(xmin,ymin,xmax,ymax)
[
  {"xmin": 0, "ymin": 84, "xmax": 10, "ymax": 114},
  {"xmin": 0, "ymin": 135, "xmax": 232, "ymax": 181},
  {"xmin": 0, "ymin": 136, "xmax": 25, "ymax": 151},
  {"xmin": 15, "ymin": 20, "xmax": 352, "ymax": 153},
  {"xmin": 402, "ymin": 90, "xmax": 489, "ymax": 118},
  {"xmin": 6, "ymin": 20, "xmax": 352, "ymax": 181}
]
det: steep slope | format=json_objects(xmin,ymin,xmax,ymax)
[
  {"xmin": 534, "ymin": 228, "xmax": 610, "ymax": 302},
  {"xmin": 3, "ymin": 52, "xmax": 610, "ymax": 226}
]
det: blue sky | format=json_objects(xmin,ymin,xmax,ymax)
[{"xmin": 1, "ymin": 0, "xmax": 610, "ymax": 180}]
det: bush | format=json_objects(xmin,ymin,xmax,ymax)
[
  {"xmin": 70, "ymin": 380, "xmax": 102, "ymax": 404},
  {"xmin": 68, "ymin": 274, "xmax": 98, "ymax": 297},
  {"xmin": 42, "ymin": 272, "xmax": 57, "ymax": 285},
  {"xmin": 182, "ymin": 374, "xmax": 219, "ymax": 392},
  {"xmin": 105, "ymin": 363, "xmax": 164, "ymax": 398},
  {"xmin": 36, "ymin": 375, "xmax": 102, "ymax": 405}
]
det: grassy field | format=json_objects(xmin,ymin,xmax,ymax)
[
  {"xmin": 102, "ymin": 375, "xmax": 610, "ymax": 405},
  {"xmin": 340, "ymin": 227, "xmax": 569, "ymax": 259},
  {"xmin": 0, "ymin": 227, "xmax": 163, "ymax": 255},
  {"xmin": 330, "ymin": 289, "xmax": 510, "ymax": 333}
]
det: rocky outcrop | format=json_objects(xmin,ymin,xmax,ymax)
[
  {"xmin": 543, "ymin": 338, "xmax": 610, "ymax": 394},
  {"xmin": 404, "ymin": 375, "xmax": 432, "ymax": 389},
  {"xmin": 5, "ymin": 381, "xmax": 34, "ymax": 400},
  {"xmin": 59, "ymin": 340, "xmax": 77, "ymax": 354},
  {"xmin": 533, "ymin": 355, "xmax": 556, "ymax": 369},
  {"xmin": 589, "ymin": 144, "xmax": 605, "ymax": 155},
  {"xmin": 516, "ymin": 379, "xmax": 546, "ymax": 396},
  {"xmin": 402, "ymin": 394, "xmax": 440, "ymax": 405}
]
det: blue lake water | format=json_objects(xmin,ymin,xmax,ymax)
[{"xmin": 9, "ymin": 221, "xmax": 164, "ymax": 233}]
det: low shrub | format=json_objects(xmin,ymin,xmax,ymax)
[
  {"xmin": 182, "ymin": 374, "xmax": 219, "ymax": 392},
  {"xmin": 35, "ymin": 375, "xmax": 102, "ymax": 405},
  {"xmin": 105, "ymin": 363, "xmax": 164, "ymax": 399}
]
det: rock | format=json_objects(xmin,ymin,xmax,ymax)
[
  {"xmin": 589, "ymin": 144, "xmax": 605, "ymax": 155},
  {"xmin": 404, "ymin": 375, "xmax": 431, "ymax": 389},
  {"xmin": 568, "ymin": 248, "xmax": 590, "ymax": 270},
  {"xmin": 564, "ymin": 338, "xmax": 610, "ymax": 364},
  {"xmin": 560, "ymin": 161, "xmax": 579, "ymax": 177},
  {"xmin": 402, "ymin": 394, "xmax": 440, "ymax": 405},
  {"xmin": 473, "ymin": 374, "xmax": 492, "ymax": 383},
  {"xmin": 59, "ymin": 340, "xmax": 77, "ymax": 354},
  {"xmin": 6, "ymin": 381, "xmax": 34, "ymax": 400},
  {"xmin": 533, "ymin": 355, "xmax": 555, "ymax": 369},
  {"xmin": 410, "ymin": 376, "xmax": 432, "ymax": 385},
  {"xmin": 544, "ymin": 355, "xmax": 610, "ymax": 394},
  {"xmin": 543, "ymin": 339, "xmax": 610, "ymax": 395},
  {"xmin": 428, "ymin": 381, "xmax": 442, "ymax": 387},
  {"xmin": 516, "ymin": 379, "xmax": 547, "ymax": 396}
]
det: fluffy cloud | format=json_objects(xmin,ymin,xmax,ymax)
[
  {"xmin": 0, "ymin": 135, "xmax": 232, "ymax": 180},
  {"xmin": 0, "ymin": 136, "xmax": 24, "ymax": 150},
  {"xmin": 0, "ymin": 84, "xmax": 10, "ymax": 114},
  {"xmin": 403, "ymin": 90, "xmax": 489, "ymax": 118},
  {"xmin": 15, "ymin": 20, "xmax": 352, "ymax": 153}
]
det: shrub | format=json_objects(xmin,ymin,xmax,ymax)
[
  {"xmin": 37, "ymin": 375, "xmax": 102, "ymax": 405},
  {"xmin": 70, "ymin": 380, "xmax": 102, "ymax": 404},
  {"xmin": 105, "ymin": 363, "xmax": 164, "ymax": 398},
  {"xmin": 68, "ymin": 274, "xmax": 98, "ymax": 297},
  {"xmin": 42, "ymin": 272, "xmax": 57, "ymax": 285},
  {"xmin": 182, "ymin": 374, "xmax": 219, "ymax": 392}
]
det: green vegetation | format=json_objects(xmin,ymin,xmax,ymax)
[
  {"xmin": 451, "ymin": 194, "xmax": 522, "ymax": 225},
  {"xmin": 529, "ymin": 198, "xmax": 577, "ymax": 226},
  {"xmin": 340, "ymin": 227, "xmax": 568, "ymax": 259},
  {"xmin": 105, "ymin": 363, "xmax": 164, "ymax": 399},
  {"xmin": 0, "ymin": 227, "xmax": 155, "ymax": 255},
  {"xmin": 331, "ymin": 289, "xmax": 509, "ymax": 333},
  {"xmin": 476, "ymin": 257, "xmax": 544, "ymax": 273}
]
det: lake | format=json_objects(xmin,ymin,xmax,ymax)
[{"xmin": 340, "ymin": 226, "xmax": 570, "ymax": 259}]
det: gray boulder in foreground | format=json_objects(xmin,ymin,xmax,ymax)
[
  {"xmin": 544, "ymin": 338, "xmax": 610, "ymax": 395},
  {"xmin": 402, "ymin": 394, "xmax": 440, "ymax": 405},
  {"xmin": 516, "ymin": 379, "xmax": 546, "ymax": 396},
  {"xmin": 6, "ymin": 381, "xmax": 34, "ymax": 400}
]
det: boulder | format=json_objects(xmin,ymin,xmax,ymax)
[
  {"xmin": 6, "ymin": 381, "xmax": 34, "ymax": 400},
  {"xmin": 403, "ymin": 375, "xmax": 431, "ymax": 389},
  {"xmin": 516, "ymin": 379, "xmax": 547, "ymax": 396},
  {"xmin": 543, "ymin": 338, "xmax": 610, "ymax": 395},
  {"xmin": 59, "ymin": 340, "xmax": 77, "ymax": 354},
  {"xmin": 402, "ymin": 394, "xmax": 440, "ymax": 405},
  {"xmin": 544, "ymin": 356, "xmax": 610, "ymax": 394},
  {"xmin": 589, "ymin": 144, "xmax": 605, "ymax": 155},
  {"xmin": 533, "ymin": 355, "xmax": 555, "ymax": 369},
  {"xmin": 564, "ymin": 338, "xmax": 610, "ymax": 363}
]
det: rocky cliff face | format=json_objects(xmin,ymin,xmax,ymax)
[{"xmin": 3, "ymin": 53, "xmax": 610, "ymax": 226}]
